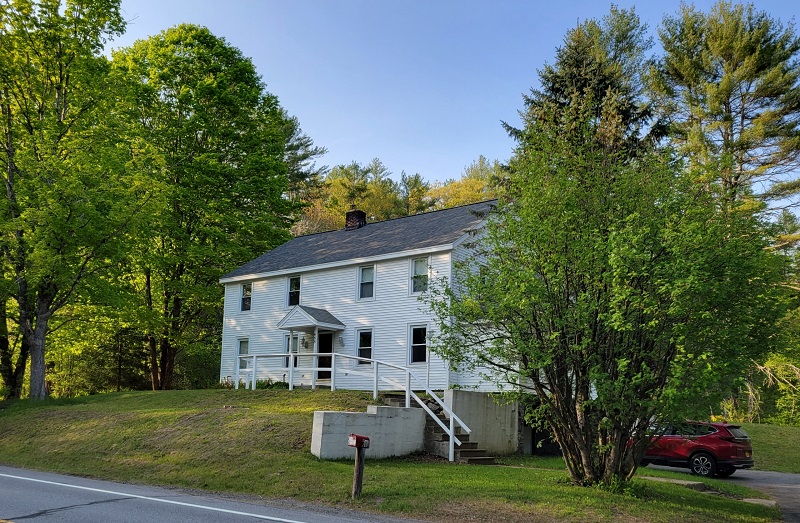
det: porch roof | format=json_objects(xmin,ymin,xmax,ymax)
[{"xmin": 277, "ymin": 305, "xmax": 345, "ymax": 333}]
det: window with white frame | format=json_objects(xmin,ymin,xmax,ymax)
[
  {"xmin": 284, "ymin": 334, "xmax": 299, "ymax": 367},
  {"xmin": 356, "ymin": 328, "xmax": 373, "ymax": 364},
  {"xmin": 409, "ymin": 325, "xmax": 427, "ymax": 363},
  {"xmin": 287, "ymin": 276, "xmax": 300, "ymax": 306},
  {"xmin": 240, "ymin": 282, "xmax": 252, "ymax": 311},
  {"xmin": 358, "ymin": 265, "xmax": 375, "ymax": 300},
  {"xmin": 410, "ymin": 257, "xmax": 428, "ymax": 294},
  {"xmin": 238, "ymin": 338, "xmax": 249, "ymax": 369}
]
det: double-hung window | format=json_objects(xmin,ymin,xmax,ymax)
[
  {"xmin": 410, "ymin": 257, "xmax": 428, "ymax": 294},
  {"xmin": 287, "ymin": 276, "xmax": 300, "ymax": 306},
  {"xmin": 358, "ymin": 265, "xmax": 375, "ymax": 300},
  {"xmin": 409, "ymin": 325, "xmax": 427, "ymax": 363},
  {"xmin": 356, "ymin": 328, "xmax": 373, "ymax": 364},
  {"xmin": 240, "ymin": 283, "xmax": 252, "ymax": 311},
  {"xmin": 238, "ymin": 338, "xmax": 249, "ymax": 369}
]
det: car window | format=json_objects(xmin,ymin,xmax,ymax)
[
  {"xmin": 727, "ymin": 426, "xmax": 750, "ymax": 439},
  {"xmin": 671, "ymin": 423, "xmax": 692, "ymax": 436},
  {"xmin": 695, "ymin": 424, "xmax": 717, "ymax": 436}
]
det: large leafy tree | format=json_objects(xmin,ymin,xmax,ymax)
[
  {"xmin": 293, "ymin": 158, "xmax": 406, "ymax": 234},
  {"xmin": 652, "ymin": 2, "xmax": 800, "ymax": 426},
  {"xmin": 112, "ymin": 24, "xmax": 302, "ymax": 390},
  {"xmin": 652, "ymin": 1, "xmax": 800, "ymax": 206},
  {"xmin": 399, "ymin": 171, "xmax": 433, "ymax": 215},
  {"xmin": 427, "ymin": 155, "xmax": 501, "ymax": 209},
  {"xmin": 427, "ymin": 8, "xmax": 785, "ymax": 486},
  {"xmin": 0, "ymin": 0, "xmax": 147, "ymax": 399}
]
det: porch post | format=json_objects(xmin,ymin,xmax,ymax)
[
  {"xmin": 373, "ymin": 364, "xmax": 378, "ymax": 400},
  {"xmin": 330, "ymin": 352, "xmax": 336, "ymax": 391},
  {"xmin": 288, "ymin": 329, "xmax": 295, "ymax": 390},
  {"xmin": 311, "ymin": 326, "xmax": 318, "ymax": 390},
  {"xmin": 405, "ymin": 371, "xmax": 411, "ymax": 408},
  {"xmin": 449, "ymin": 414, "xmax": 455, "ymax": 462},
  {"xmin": 426, "ymin": 349, "xmax": 430, "ymax": 389},
  {"xmin": 251, "ymin": 355, "xmax": 258, "ymax": 390},
  {"xmin": 234, "ymin": 355, "xmax": 240, "ymax": 389}
]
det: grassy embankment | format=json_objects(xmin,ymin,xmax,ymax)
[{"xmin": 0, "ymin": 389, "xmax": 789, "ymax": 523}]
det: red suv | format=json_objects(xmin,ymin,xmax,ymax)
[{"xmin": 642, "ymin": 421, "xmax": 754, "ymax": 478}]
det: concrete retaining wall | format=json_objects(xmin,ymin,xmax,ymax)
[
  {"xmin": 446, "ymin": 390, "xmax": 518, "ymax": 455},
  {"xmin": 311, "ymin": 406, "xmax": 426, "ymax": 460}
]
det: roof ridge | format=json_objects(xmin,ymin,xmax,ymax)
[{"xmin": 294, "ymin": 199, "xmax": 497, "ymax": 239}]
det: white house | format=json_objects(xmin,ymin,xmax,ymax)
[{"xmin": 218, "ymin": 200, "xmax": 497, "ymax": 393}]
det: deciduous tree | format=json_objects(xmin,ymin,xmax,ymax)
[
  {"xmin": 427, "ymin": 156, "xmax": 500, "ymax": 210},
  {"xmin": 112, "ymin": 24, "xmax": 300, "ymax": 390},
  {"xmin": 0, "ymin": 0, "xmax": 146, "ymax": 399},
  {"xmin": 427, "ymin": 8, "xmax": 785, "ymax": 486}
]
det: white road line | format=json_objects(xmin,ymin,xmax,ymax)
[{"xmin": 0, "ymin": 473, "xmax": 309, "ymax": 523}]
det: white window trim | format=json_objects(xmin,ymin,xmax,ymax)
[
  {"xmin": 355, "ymin": 327, "xmax": 374, "ymax": 366},
  {"xmin": 409, "ymin": 256, "xmax": 430, "ymax": 296},
  {"xmin": 240, "ymin": 282, "xmax": 252, "ymax": 312},
  {"xmin": 356, "ymin": 264, "xmax": 376, "ymax": 302},
  {"xmin": 237, "ymin": 338, "xmax": 250, "ymax": 370},
  {"xmin": 286, "ymin": 275, "xmax": 301, "ymax": 308},
  {"xmin": 408, "ymin": 324, "xmax": 428, "ymax": 364}
]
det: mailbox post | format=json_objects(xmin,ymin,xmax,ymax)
[{"xmin": 347, "ymin": 433, "xmax": 370, "ymax": 498}]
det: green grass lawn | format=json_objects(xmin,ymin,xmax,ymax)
[
  {"xmin": 0, "ymin": 390, "xmax": 787, "ymax": 523},
  {"xmin": 743, "ymin": 423, "xmax": 800, "ymax": 474}
]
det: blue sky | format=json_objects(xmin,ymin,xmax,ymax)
[{"xmin": 111, "ymin": 0, "xmax": 798, "ymax": 183}]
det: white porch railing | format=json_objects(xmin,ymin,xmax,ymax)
[{"xmin": 234, "ymin": 352, "xmax": 471, "ymax": 462}]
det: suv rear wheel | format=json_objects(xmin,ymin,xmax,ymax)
[{"xmin": 690, "ymin": 452, "xmax": 717, "ymax": 477}]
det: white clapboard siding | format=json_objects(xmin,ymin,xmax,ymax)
[
  {"xmin": 220, "ymin": 250, "xmax": 454, "ymax": 390},
  {"xmin": 447, "ymin": 235, "xmax": 503, "ymax": 391}
]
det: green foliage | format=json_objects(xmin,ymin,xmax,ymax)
[
  {"xmin": 652, "ymin": 1, "xmax": 800, "ymax": 205},
  {"xmin": 0, "ymin": 0, "xmax": 149, "ymax": 398},
  {"xmin": 427, "ymin": 6, "xmax": 786, "ymax": 488},
  {"xmin": 428, "ymin": 155, "xmax": 500, "ymax": 209},
  {"xmin": 111, "ymin": 24, "xmax": 301, "ymax": 390},
  {"xmin": 47, "ymin": 329, "xmax": 150, "ymax": 398},
  {"xmin": 254, "ymin": 379, "xmax": 290, "ymax": 390},
  {"xmin": 399, "ymin": 172, "xmax": 433, "ymax": 215}
]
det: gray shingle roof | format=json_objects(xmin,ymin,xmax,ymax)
[
  {"xmin": 297, "ymin": 305, "xmax": 345, "ymax": 327},
  {"xmin": 222, "ymin": 200, "xmax": 496, "ymax": 280}
]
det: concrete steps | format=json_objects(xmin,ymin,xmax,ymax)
[{"xmin": 382, "ymin": 393, "xmax": 497, "ymax": 465}]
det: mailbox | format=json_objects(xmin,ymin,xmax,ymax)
[{"xmin": 348, "ymin": 433, "xmax": 370, "ymax": 449}]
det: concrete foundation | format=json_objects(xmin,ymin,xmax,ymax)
[
  {"xmin": 311, "ymin": 406, "xmax": 426, "ymax": 460},
  {"xmin": 445, "ymin": 390, "xmax": 518, "ymax": 455}
]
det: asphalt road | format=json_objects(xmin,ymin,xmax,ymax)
[
  {"xmin": 4, "ymin": 464, "xmax": 798, "ymax": 522},
  {"xmin": 0, "ymin": 466, "xmax": 422, "ymax": 523},
  {"xmin": 652, "ymin": 466, "xmax": 800, "ymax": 522}
]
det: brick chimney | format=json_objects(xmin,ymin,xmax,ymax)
[{"xmin": 345, "ymin": 206, "xmax": 367, "ymax": 230}]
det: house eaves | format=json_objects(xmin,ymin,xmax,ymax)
[{"xmin": 220, "ymin": 244, "xmax": 455, "ymax": 284}]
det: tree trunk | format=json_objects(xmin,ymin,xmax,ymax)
[
  {"xmin": 27, "ymin": 289, "xmax": 55, "ymax": 400},
  {"xmin": 148, "ymin": 333, "xmax": 160, "ymax": 389},
  {"xmin": 0, "ymin": 299, "xmax": 29, "ymax": 399},
  {"xmin": 144, "ymin": 269, "xmax": 161, "ymax": 390},
  {"xmin": 159, "ymin": 336, "xmax": 174, "ymax": 390}
]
